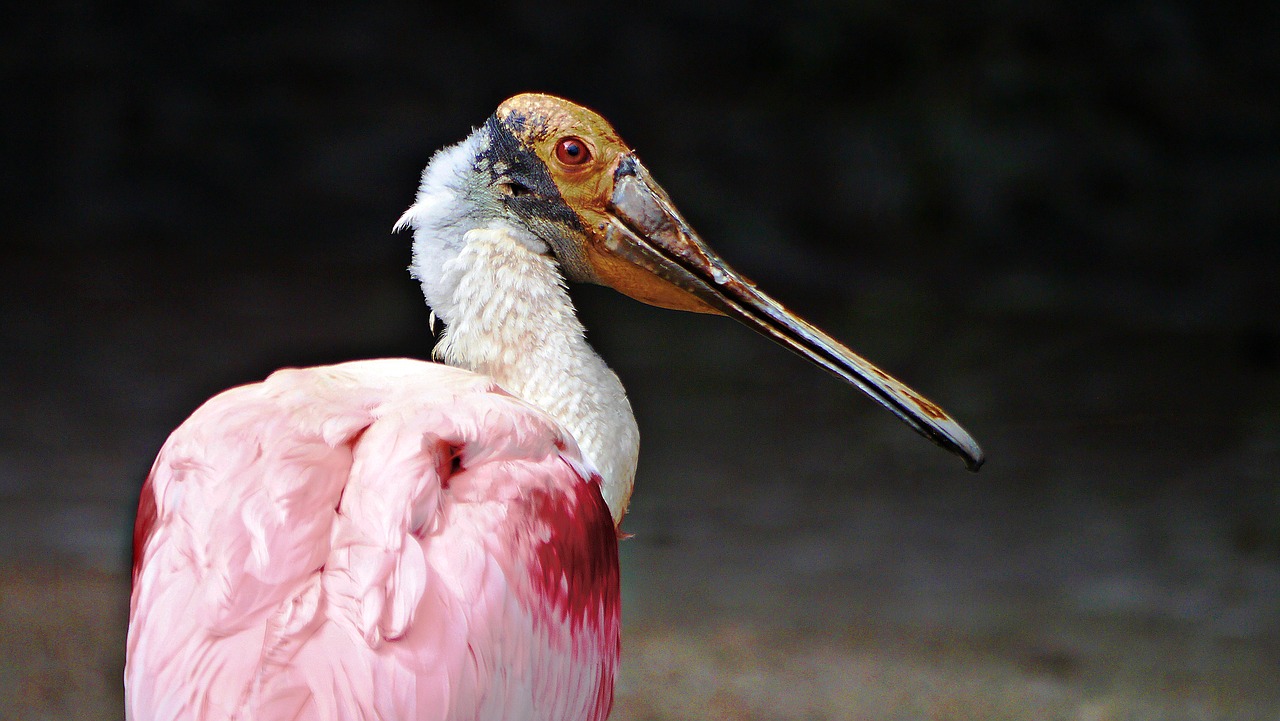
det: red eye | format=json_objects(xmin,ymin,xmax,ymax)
[{"xmin": 554, "ymin": 137, "xmax": 591, "ymax": 166}]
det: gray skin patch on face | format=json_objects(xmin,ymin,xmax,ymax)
[{"xmin": 476, "ymin": 114, "xmax": 597, "ymax": 282}]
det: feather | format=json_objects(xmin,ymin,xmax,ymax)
[{"xmin": 126, "ymin": 359, "xmax": 619, "ymax": 721}]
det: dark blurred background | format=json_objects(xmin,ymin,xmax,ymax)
[{"xmin": 2, "ymin": 2, "xmax": 1277, "ymax": 719}]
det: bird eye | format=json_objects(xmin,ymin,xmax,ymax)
[{"xmin": 554, "ymin": 137, "xmax": 592, "ymax": 166}]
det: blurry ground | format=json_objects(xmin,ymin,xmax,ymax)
[{"xmin": 1, "ymin": 245, "xmax": 1277, "ymax": 720}]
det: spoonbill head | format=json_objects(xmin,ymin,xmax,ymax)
[{"xmin": 398, "ymin": 93, "xmax": 984, "ymax": 478}]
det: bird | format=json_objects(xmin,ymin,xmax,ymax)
[{"xmin": 125, "ymin": 93, "xmax": 983, "ymax": 721}]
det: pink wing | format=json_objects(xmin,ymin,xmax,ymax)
[{"xmin": 126, "ymin": 359, "xmax": 620, "ymax": 721}]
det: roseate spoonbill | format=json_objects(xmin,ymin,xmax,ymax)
[{"xmin": 126, "ymin": 93, "xmax": 983, "ymax": 721}]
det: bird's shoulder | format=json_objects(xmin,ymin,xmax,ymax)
[
  {"xmin": 127, "ymin": 360, "xmax": 620, "ymax": 720},
  {"xmin": 131, "ymin": 357, "xmax": 604, "ymax": 613}
]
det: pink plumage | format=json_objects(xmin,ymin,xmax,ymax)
[{"xmin": 126, "ymin": 359, "xmax": 619, "ymax": 721}]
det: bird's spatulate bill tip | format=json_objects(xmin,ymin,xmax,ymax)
[{"xmin": 600, "ymin": 152, "xmax": 984, "ymax": 472}]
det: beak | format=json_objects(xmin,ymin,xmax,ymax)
[{"xmin": 601, "ymin": 155, "xmax": 984, "ymax": 471}]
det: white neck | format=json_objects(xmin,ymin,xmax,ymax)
[{"xmin": 417, "ymin": 226, "xmax": 638, "ymax": 524}]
